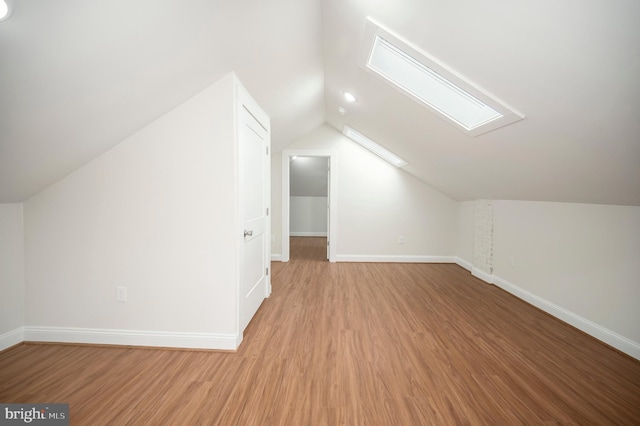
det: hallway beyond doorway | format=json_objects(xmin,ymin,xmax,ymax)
[{"xmin": 290, "ymin": 236, "xmax": 327, "ymax": 261}]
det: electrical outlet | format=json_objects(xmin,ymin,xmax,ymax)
[
  {"xmin": 398, "ymin": 235, "xmax": 405, "ymax": 245},
  {"xmin": 509, "ymin": 256, "xmax": 515, "ymax": 267},
  {"xmin": 116, "ymin": 286, "xmax": 127, "ymax": 302}
]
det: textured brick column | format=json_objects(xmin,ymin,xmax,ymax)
[{"xmin": 473, "ymin": 199, "xmax": 493, "ymax": 275}]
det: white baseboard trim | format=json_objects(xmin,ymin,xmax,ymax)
[
  {"xmin": 491, "ymin": 276, "xmax": 640, "ymax": 360},
  {"xmin": 455, "ymin": 257, "xmax": 473, "ymax": 272},
  {"xmin": 471, "ymin": 267, "xmax": 495, "ymax": 284},
  {"xmin": 290, "ymin": 232, "xmax": 327, "ymax": 237},
  {"xmin": 22, "ymin": 326, "xmax": 240, "ymax": 351},
  {"xmin": 335, "ymin": 255, "xmax": 457, "ymax": 263},
  {"xmin": 0, "ymin": 327, "xmax": 24, "ymax": 352},
  {"xmin": 458, "ymin": 258, "xmax": 640, "ymax": 360},
  {"xmin": 271, "ymin": 253, "xmax": 282, "ymax": 261}
]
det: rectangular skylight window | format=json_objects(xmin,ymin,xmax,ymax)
[
  {"xmin": 360, "ymin": 19, "xmax": 523, "ymax": 136},
  {"xmin": 342, "ymin": 125, "xmax": 407, "ymax": 167}
]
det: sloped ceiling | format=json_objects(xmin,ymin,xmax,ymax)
[
  {"xmin": 322, "ymin": 0, "xmax": 640, "ymax": 206},
  {"xmin": 1, "ymin": 0, "xmax": 639, "ymax": 205},
  {"xmin": 0, "ymin": 0, "xmax": 325, "ymax": 201}
]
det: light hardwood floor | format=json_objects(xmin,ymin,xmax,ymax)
[{"xmin": 1, "ymin": 236, "xmax": 639, "ymax": 424}]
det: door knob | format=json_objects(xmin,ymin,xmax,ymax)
[{"xmin": 244, "ymin": 230, "xmax": 253, "ymax": 237}]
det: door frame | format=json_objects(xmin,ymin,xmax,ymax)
[
  {"xmin": 281, "ymin": 149, "xmax": 337, "ymax": 262},
  {"xmin": 236, "ymin": 85, "xmax": 271, "ymax": 339}
]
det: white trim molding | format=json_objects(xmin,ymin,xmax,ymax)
[
  {"xmin": 455, "ymin": 257, "xmax": 474, "ymax": 272},
  {"xmin": 271, "ymin": 253, "xmax": 282, "ymax": 261},
  {"xmin": 0, "ymin": 327, "xmax": 24, "ymax": 352},
  {"xmin": 456, "ymin": 257, "xmax": 640, "ymax": 361},
  {"xmin": 22, "ymin": 327, "xmax": 240, "ymax": 351},
  {"xmin": 471, "ymin": 267, "xmax": 495, "ymax": 284},
  {"xmin": 491, "ymin": 276, "xmax": 640, "ymax": 361},
  {"xmin": 336, "ymin": 255, "xmax": 457, "ymax": 263},
  {"xmin": 290, "ymin": 232, "xmax": 327, "ymax": 237}
]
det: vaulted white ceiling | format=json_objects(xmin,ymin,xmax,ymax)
[
  {"xmin": 0, "ymin": 0, "xmax": 325, "ymax": 201},
  {"xmin": 1, "ymin": 0, "xmax": 639, "ymax": 205}
]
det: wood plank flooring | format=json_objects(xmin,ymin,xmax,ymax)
[{"xmin": 1, "ymin": 236, "xmax": 639, "ymax": 424}]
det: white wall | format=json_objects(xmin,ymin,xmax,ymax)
[
  {"xmin": 0, "ymin": 204, "xmax": 25, "ymax": 350},
  {"xmin": 272, "ymin": 125, "xmax": 458, "ymax": 260},
  {"xmin": 290, "ymin": 196, "xmax": 327, "ymax": 235},
  {"xmin": 455, "ymin": 201, "xmax": 474, "ymax": 269},
  {"xmin": 23, "ymin": 74, "xmax": 240, "ymax": 349},
  {"xmin": 289, "ymin": 156, "xmax": 328, "ymax": 236},
  {"xmin": 456, "ymin": 200, "xmax": 640, "ymax": 359},
  {"xmin": 493, "ymin": 201, "xmax": 640, "ymax": 343}
]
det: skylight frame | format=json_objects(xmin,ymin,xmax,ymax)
[
  {"xmin": 342, "ymin": 125, "xmax": 408, "ymax": 167},
  {"xmin": 359, "ymin": 18, "xmax": 524, "ymax": 137}
]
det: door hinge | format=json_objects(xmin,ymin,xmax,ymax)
[
  {"xmin": 266, "ymin": 146, "xmax": 269, "ymax": 155},
  {"xmin": 266, "ymin": 207, "xmax": 269, "ymax": 216},
  {"xmin": 266, "ymin": 267, "xmax": 269, "ymax": 276}
]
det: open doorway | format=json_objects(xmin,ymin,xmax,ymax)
[
  {"xmin": 281, "ymin": 150, "xmax": 337, "ymax": 262},
  {"xmin": 290, "ymin": 156, "xmax": 328, "ymax": 261},
  {"xmin": 289, "ymin": 236, "xmax": 328, "ymax": 261}
]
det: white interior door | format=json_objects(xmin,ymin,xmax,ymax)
[{"xmin": 239, "ymin": 105, "xmax": 269, "ymax": 333}]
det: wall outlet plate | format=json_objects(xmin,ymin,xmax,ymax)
[{"xmin": 116, "ymin": 286, "xmax": 127, "ymax": 302}]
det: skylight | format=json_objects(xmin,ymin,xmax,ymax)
[
  {"xmin": 360, "ymin": 19, "xmax": 523, "ymax": 136},
  {"xmin": 342, "ymin": 126, "xmax": 407, "ymax": 167}
]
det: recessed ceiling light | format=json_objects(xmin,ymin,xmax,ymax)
[
  {"xmin": 0, "ymin": 0, "xmax": 10, "ymax": 21},
  {"xmin": 344, "ymin": 92, "xmax": 356, "ymax": 103},
  {"xmin": 342, "ymin": 125, "xmax": 407, "ymax": 168},
  {"xmin": 360, "ymin": 18, "xmax": 523, "ymax": 136}
]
